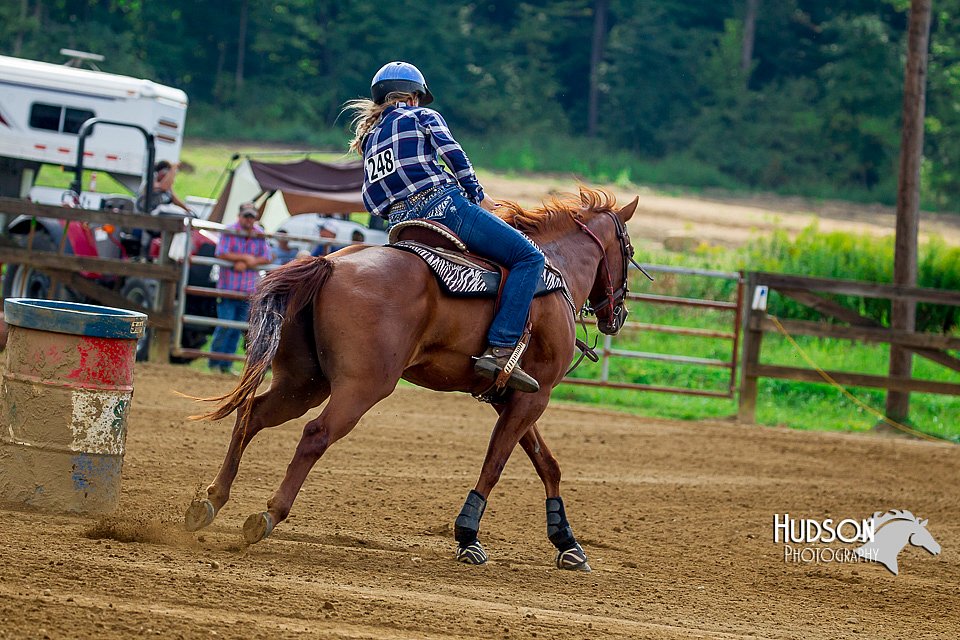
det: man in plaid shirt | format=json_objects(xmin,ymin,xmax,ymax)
[{"xmin": 208, "ymin": 202, "xmax": 272, "ymax": 373}]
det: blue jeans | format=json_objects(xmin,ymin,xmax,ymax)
[
  {"xmin": 389, "ymin": 185, "xmax": 545, "ymax": 347},
  {"xmin": 208, "ymin": 297, "xmax": 250, "ymax": 370}
]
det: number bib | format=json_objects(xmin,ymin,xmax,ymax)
[{"xmin": 366, "ymin": 148, "xmax": 397, "ymax": 183}]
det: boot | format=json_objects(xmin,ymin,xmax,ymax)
[{"xmin": 474, "ymin": 346, "xmax": 540, "ymax": 393}]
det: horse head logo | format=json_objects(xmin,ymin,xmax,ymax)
[{"xmin": 854, "ymin": 510, "xmax": 940, "ymax": 575}]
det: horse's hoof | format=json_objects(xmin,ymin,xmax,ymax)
[
  {"xmin": 455, "ymin": 540, "xmax": 488, "ymax": 565},
  {"xmin": 242, "ymin": 511, "xmax": 275, "ymax": 544},
  {"xmin": 556, "ymin": 545, "xmax": 591, "ymax": 572},
  {"xmin": 184, "ymin": 499, "xmax": 216, "ymax": 532}
]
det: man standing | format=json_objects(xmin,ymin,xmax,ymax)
[{"xmin": 208, "ymin": 202, "xmax": 272, "ymax": 373}]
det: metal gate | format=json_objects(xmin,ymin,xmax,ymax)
[{"xmin": 562, "ymin": 264, "xmax": 744, "ymax": 398}]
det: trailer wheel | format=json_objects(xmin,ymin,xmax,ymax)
[{"xmin": 1, "ymin": 231, "xmax": 66, "ymax": 299}]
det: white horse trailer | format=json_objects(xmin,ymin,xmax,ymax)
[{"xmin": 0, "ymin": 53, "xmax": 188, "ymax": 198}]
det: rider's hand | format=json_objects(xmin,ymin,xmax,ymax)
[
  {"xmin": 480, "ymin": 196, "xmax": 501, "ymax": 213},
  {"xmin": 233, "ymin": 260, "xmax": 248, "ymax": 272}
]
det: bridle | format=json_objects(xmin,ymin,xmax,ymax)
[{"xmin": 572, "ymin": 210, "xmax": 651, "ymax": 329}]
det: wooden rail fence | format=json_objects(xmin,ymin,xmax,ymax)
[
  {"xmin": 739, "ymin": 271, "xmax": 960, "ymax": 423},
  {"xmin": 0, "ymin": 196, "xmax": 183, "ymax": 362}
]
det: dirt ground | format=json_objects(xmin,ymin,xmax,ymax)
[
  {"xmin": 0, "ymin": 363, "xmax": 957, "ymax": 639},
  {"xmin": 482, "ymin": 173, "xmax": 960, "ymax": 248}
]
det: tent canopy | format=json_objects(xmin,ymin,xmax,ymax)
[{"xmin": 211, "ymin": 156, "xmax": 366, "ymax": 231}]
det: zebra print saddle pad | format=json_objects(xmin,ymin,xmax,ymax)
[{"xmin": 391, "ymin": 240, "xmax": 566, "ymax": 298}]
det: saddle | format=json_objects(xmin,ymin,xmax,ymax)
[{"xmin": 387, "ymin": 220, "xmax": 567, "ymax": 299}]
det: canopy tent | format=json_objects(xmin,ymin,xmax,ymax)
[{"xmin": 210, "ymin": 156, "xmax": 367, "ymax": 232}]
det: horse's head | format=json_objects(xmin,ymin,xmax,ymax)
[
  {"xmin": 582, "ymin": 194, "xmax": 639, "ymax": 335},
  {"xmin": 858, "ymin": 510, "xmax": 941, "ymax": 575},
  {"xmin": 909, "ymin": 518, "xmax": 941, "ymax": 556}
]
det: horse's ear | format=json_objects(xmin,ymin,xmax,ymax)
[
  {"xmin": 921, "ymin": 519, "xmax": 928, "ymax": 527},
  {"xmin": 579, "ymin": 187, "xmax": 590, "ymax": 207},
  {"xmin": 618, "ymin": 196, "xmax": 639, "ymax": 222}
]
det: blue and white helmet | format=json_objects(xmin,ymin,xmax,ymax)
[{"xmin": 371, "ymin": 61, "xmax": 434, "ymax": 106}]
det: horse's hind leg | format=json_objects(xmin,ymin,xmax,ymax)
[
  {"xmin": 519, "ymin": 424, "xmax": 590, "ymax": 572},
  {"xmin": 241, "ymin": 381, "xmax": 392, "ymax": 544},
  {"xmin": 185, "ymin": 375, "xmax": 330, "ymax": 532}
]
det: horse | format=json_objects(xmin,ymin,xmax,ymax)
[
  {"xmin": 854, "ymin": 510, "xmax": 941, "ymax": 575},
  {"xmin": 184, "ymin": 187, "xmax": 640, "ymax": 571}
]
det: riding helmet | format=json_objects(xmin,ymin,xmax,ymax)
[{"xmin": 371, "ymin": 61, "xmax": 434, "ymax": 106}]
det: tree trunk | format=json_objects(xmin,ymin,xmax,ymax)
[
  {"xmin": 587, "ymin": 0, "xmax": 609, "ymax": 137},
  {"xmin": 235, "ymin": 0, "xmax": 248, "ymax": 90},
  {"xmin": 740, "ymin": 0, "xmax": 759, "ymax": 79},
  {"xmin": 13, "ymin": 0, "xmax": 29, "ymax": 56},
  {"xmin": 214, "ymin": 41, "xmax": 227, "ymax": 103},
  {"xmin": 886, "ymin": 0, "xmax": 932, "ymax": 422}
]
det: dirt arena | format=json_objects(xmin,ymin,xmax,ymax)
[{"xmin": 0, "ymin": 363, "xmax": 957, "ymax": 639}]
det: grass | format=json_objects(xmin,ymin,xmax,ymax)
[
  {"xmin": 32, "ymin": 142, "xmax": 349, "ymax": 204},
  {"xmin": 553, "ymin": 260, "xmax": 960, "ymax": 442}
]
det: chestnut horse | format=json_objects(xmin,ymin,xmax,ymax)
[{"xmin": 186, "ymin": 187, "xmax": 639, "ymax": 571}]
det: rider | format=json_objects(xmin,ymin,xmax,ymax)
[{"xmin": 346, "ymin": 61, "xmax": 545, "ymax": 393}]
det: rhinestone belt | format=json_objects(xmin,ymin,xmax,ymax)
[{"xmin": 387, "ymin": 184, "xmax": 449, "ymax": 216}]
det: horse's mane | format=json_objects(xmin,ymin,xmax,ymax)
[
  {"xmin": 496, "ymin": 187, "xmax": 618, "ymax": 238},
  {"xmin": 870, "ymin": 509, "xmax": 918, "ymax": 528}
]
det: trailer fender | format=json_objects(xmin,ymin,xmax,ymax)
[{"xmin": 6, "ymin": 215, "xmax": 67, "ymax": 250}]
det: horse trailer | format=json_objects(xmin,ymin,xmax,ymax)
[{"xmin": 0, "ymin": 51, "xmax": 187, "ymax": 198}]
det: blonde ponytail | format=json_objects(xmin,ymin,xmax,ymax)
[{"xmin": 343, "ymin": 92, "xmax": 419, "ymax": 156}]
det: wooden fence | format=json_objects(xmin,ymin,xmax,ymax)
[
  {"xmin": 0, "ymin": 197, "xmax": 183, "ymax": 361},
  {"xmin": 739, "ymin": 271, "xmax": 960, "ymax": 422}
]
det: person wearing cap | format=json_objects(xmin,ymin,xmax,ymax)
[
  {"xmin": 343, "ymin": 61, "xmax": 545, "ymax": 394},
  {"xmin": 208, "ymin": 202, "xmax": 273, "ymax": 374},
  {"xmin": 310, "ymin": 220, "xmax": 345, "ymax": 257}
]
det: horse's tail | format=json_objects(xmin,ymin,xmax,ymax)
[{"xmin": 192, "ymin": 257, "xmax": 333, "ymax": 421}]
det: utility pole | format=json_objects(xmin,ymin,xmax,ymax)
[{"xmin": 886, "ymin": 0, "xmax": 932, "ymax": 421}]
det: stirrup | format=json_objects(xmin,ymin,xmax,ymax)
[{"xmin": 474, "ymin": 346, "xmax": 540, "ymax": 393}]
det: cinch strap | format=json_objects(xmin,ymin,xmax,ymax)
[
  {"xmin": 455, "ymin": 490, "xmax": 487, "ymax": 544},
  {"xmin": 546, "ymin": 497, "xmax": 577, "ymax": 551}
]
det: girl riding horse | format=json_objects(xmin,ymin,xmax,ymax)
[
  {"xmin": 346, "ymin": 61, "xmax": 543, "ymax": 393},
  {"xmin": 184, "ymin": 62, "xmax": 643, "ymax": 572}
]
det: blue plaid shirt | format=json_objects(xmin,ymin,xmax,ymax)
[{"xmin": 361, "ymin": 104, "xmax": 485, "ymax": 217}]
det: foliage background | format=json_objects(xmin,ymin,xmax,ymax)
[{"xmin": 2, "ymin": 0, "xmax": 960, "ymax": 209}]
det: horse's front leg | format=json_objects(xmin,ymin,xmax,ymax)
[
  {"xmin": 453, "ymin": 395, "xmax": 548, "ymax": 565},
  {"xmin": 518, "ymin": 424, "xmax": 590, "ymax": 571}
]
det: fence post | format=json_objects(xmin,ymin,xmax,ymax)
[
  {"xmin": 738, "ymin": 272, "xmax": 762, "ymax": 423},
  {"xmin": 148, "ymin": 227, "xmax": 176, "ymax": 363}
]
